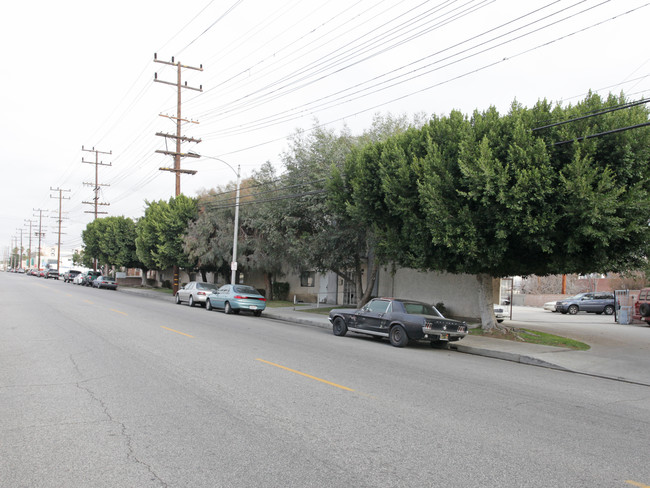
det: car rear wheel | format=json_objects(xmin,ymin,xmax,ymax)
[
  {"xmin": 389, "ymin": 325, "xmax": 409, "ymax": 347},
  {"xmin": 224, "ymin": 302, "xmax": 233, "ymax": 314},
  {"xmin": 568, "ymin": 305, "xmax": 579, "ymax": 315},
  {"xmin": 189, "ymin": 296, "xmax": 195, "ymax": 307},
  {"xmin": 603, "ymin": 305, "xmax": 615, "ymax": 315},
  {"xmin": 332, "ymin": 317, "xmax": 347, "ymax": 336}
]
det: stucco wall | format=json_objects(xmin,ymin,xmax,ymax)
[{"xmin": 376, "ymin": 267, "xmax": 481, "ymax": 319}]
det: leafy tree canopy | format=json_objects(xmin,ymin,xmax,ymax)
[{"xmin": 136, "ymin": 195, "xmax": 198, "ymax": 271}]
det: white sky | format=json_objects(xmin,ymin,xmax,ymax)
[{"xmin": 2, "ymin": 0, "xmax": 649, "ymax": 261}]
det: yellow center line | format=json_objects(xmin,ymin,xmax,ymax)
[
  {"xmin": 626, "ymin": 481, "xmax": 650, "ymax": 488},
  {"xmin": 160, "ymin": 326, "xmax": 194, "ymax": 338},
  {"xmin": 111, "ymin": 309, "xmax": 127, "ymax": 316},
  {"xmin": 255, "ymin": 358, "xmax": 354, "ymax": 392},
  {"xmin": 84, "ymin": 299, "xmax": 94, "ymax": 304}
]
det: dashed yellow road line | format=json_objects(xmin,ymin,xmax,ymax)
[
  {"xmin": 626, "ymin": 481, "xmax": 650, "ymax": 488},
  {"xmin": 255, "ymin": 358, "xmax": 354, "ymax": 392},
  {"xmin": 84, "ymin": 299, "xmax": 94, "ymax": 305},
  {"xmin": 160, "ymin": 326, "xmax": 194, "ymax": 338},
  {"xmin": 111, "ymin": 309, "xmax": 127, "ymax": 316}
]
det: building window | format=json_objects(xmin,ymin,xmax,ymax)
[{"xmin": 300, "ymin": 271, "xmax": 315, "ymax": 287}]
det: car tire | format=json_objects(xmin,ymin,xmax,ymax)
[
  {"xmin": 206, "ymin": 300, "xmax": 213, "ymax": 311},
  {"xmin": 224, "ymin": 302, "xmax": 233, "ymax": 314},
  {"xmin": 332, "ymin": 317, "xmax": 347, "ymax": 336},
  {"xmin": 603, "ymin": 305, "xmax": 615, "ymax": 315},
  {"xmin": 568, "ymin": 305, "xmax": 579, "ymax": 315},
  {"xmin": 389, "ymin": 325, "xmax": 409, "ymax": 347},
  {"xmin": 253, "ymin": 310, "xmax": 262, "ymax": 317},
  {"xmin": 639, "ymin": 303, "xmax": 650, "ymax": 317},
  {"xmin": 189, "ymin": 296, "xmax": 195, "ymax": 307},
  {"xmin": 175, "ymin": 294, "xmax": 181, "ymax": 304}
]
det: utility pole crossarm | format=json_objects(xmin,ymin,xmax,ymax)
[{"xmin": 155, "ymin": 132, "xmax": 202, "ymax": 143}]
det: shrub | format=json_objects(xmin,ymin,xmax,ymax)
[{"xmin": 273, "ymin": 282, "xmax": 290, "ymax": 301}]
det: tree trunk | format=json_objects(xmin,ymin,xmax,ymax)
[
  {"xmin": 264, "ymin": 272, "xmax": 273, "ymax": 301},
  {"xmin": 200, "ymin": 269, "xmax": 207, "ymax": 282},
  {"xmin": 476, "ymin": 273, "xmax": 498, "ymax": 330},
  {"xmin": 358, "ymin": 259, "xmax": 379, "ymax": 307}
]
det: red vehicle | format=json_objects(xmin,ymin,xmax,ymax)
[{"xmin": 632, "ymin": 288, "xmax": 650, "ymax": 325}]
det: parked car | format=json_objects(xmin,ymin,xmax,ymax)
[
  {"xmin": 82, "ymin": 271, "xmax": 101, "ymax": 286},
  {"xmin": 175, "ymin": 282, "xmax": 220, "ymax": 307},
  {"xmin": 555, "ymin": 292, "xmax": 615, "ymax": 315},
  {"xmin": 92, "ymin": 275, "xmax": 117, "ymax": 290},
  {"xmin": 328, "ymin": 297, "xmax": 468, "ymax": 348},
  {"xmin": 38, "ymin": 269, "xmax": 46, "ymax": 277},
  {"xmin": 543, "ymin": 301, "xmax": 557, "ymax": 312},
  {"xmin": 205, "ymin": 284, "xmax": 266, "ymax": 316},
  {"xmin": 73, "ymin": 272, "xmax": 86, "ymax": 285},
  {"xmin": 493, "ymin": 304, "xmax": 506, "ymax": 323},
  {"xmin": 45, "ymin": 269, "xmax": 59, "ymax": 280},
  {"xmin": 632, "ymin": 287, "xmax": 650, "ymax": 325},
  {"xmin": 63, "ymin": 270, "xmax": 82, "ymax": 283}
]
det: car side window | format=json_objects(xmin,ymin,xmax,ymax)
[
  {"xmin": 218, "ymin": 286, "xmax": 229, "ymax": 293},
  {"xmin": 368, "ymin": 300, "xmax": 390, "ymax": 314}
]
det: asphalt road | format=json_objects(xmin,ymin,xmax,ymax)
[{"xmin": 2, "ymin": 273, "xmax": 649, "ymax": 488}]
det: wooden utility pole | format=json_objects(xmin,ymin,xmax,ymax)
[
  {"xmin": 82, "ymin": 146, "xmax": 111, "ymax": 271},
  {"xmin": 24, "ymin": 219, "xmax": 35, "ymax": 269},
  {"xmin": 50, "ymin": 187, "xmax": 70, "ymax": 272},
  {"xmin": 33, "ymin": 208, "xmax": 47, "ymax": 270},
  {"xmin": 15, "ymin": 228, "xmax": 23, "ymax": 269},
  {"xmin": 153, "ymin": 53, "xmax": 203, "ymax": 294},
  {"xmin": 82, "ymin": 146, "xmax": 111, "ymax": 220}
]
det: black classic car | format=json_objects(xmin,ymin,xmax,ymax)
[{"xmin": 328, "ymin": 298, "xmax": 468, "ymax": 348}]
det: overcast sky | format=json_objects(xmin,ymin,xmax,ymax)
[{"xmin": 2, "ymin": 0, "xmax": 649, "ymax": 263}]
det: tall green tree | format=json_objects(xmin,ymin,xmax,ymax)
[
  {"xmin": 342, "ymin": 93, "xmax": 650, "ymax": 328},
  {"xmin": 136, "ymin": 195, "xmax": 198, "ymax": 273},
  {"xmin": 81, "ymin": 216, "xmax": 141, "ymax": 273}
]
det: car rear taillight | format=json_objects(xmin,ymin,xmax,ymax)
[{"xmin": 234, "ymin": 295, "xmax": 266, "ymax": 301}]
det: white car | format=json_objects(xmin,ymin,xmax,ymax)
[
  {"xmin": 72, "ymin": 273, "xmax": 86, "ymax": 285},
  {"xmin": 493, "ymin": 304, "xmax": 506, "ymax": 323},
  {"xmin": 544, "ymin": 301, "xmax": 557, "ymax": 312}
]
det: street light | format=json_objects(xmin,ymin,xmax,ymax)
[{"xmin": 192, "ymin": 153, "xmax": 241, "ymax": 284}]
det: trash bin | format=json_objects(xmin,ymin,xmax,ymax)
[{"xmin": 617, "ymin": 306, "xmax": 632, "ymax": 325}]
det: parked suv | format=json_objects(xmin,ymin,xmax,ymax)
[
  {"xmin": 556, "ymin": 292, "xmax": 615, "ymax": 315},
  {"xmin": 45, "ymin": 269, "xmax": 59, "ymax": 280},
  {"xmin": 63, "ymin": 269, "xmax": 82, "ymax": 283},
  {"xmin": 632, "ymin": 287, "xmax": 650, "ymax": 325}
]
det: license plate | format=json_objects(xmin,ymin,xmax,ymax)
[
  {"xmin": 440, "ymin": 333, "xmax": 449, "ymax": 340},
  {"xmin": 249, "ymin": 305, "xmax": 258, "ymax": 310}
]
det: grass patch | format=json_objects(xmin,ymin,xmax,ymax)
[{"xmin": 470, "ymin": 327, "xmax": 590, "ymax": 350}]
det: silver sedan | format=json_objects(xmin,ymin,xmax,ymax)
[{"xmin": 175, "ymin": 282, "xmax": 219, "ymax": 307}]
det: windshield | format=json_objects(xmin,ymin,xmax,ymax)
[
  {"xmin": 233, "ymin": 285, "xmax": 260, "ymax": 295},
  {"xmin": 197, "ymin": 283, "xmax": 218, "ymax": 291},
  {"xmin": 402, "ymin": 301, "xmax": 443, "ymax": 317}
]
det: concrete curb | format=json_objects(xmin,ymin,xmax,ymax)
[{"xmin": 449, "ymin": 343, "xmax": 571, "ymax": 371}]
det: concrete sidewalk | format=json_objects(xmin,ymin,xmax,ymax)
[{"xmin": 119, "ymin": 287, "xmax": 650, "ymax": 386}]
